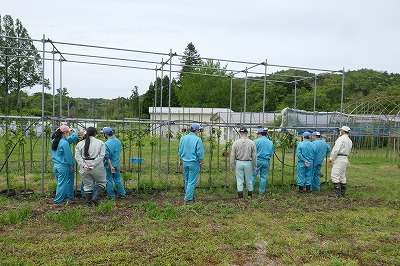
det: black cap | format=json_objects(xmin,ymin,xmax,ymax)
[{"xmin": 239, "ymin": 127, "xmax": 248, "ymax": 133}]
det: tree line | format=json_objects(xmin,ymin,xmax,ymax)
[{"xmin": 1, "ymin": 15, "xmax": 400, "ymax": 120}]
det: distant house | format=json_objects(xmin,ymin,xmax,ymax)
[
  {"xmin": 148, "ymin": 107, "xmax": 231, "ymax": 139},
  {"xmin": 148, "ymin": 107, "xmax": 280, "ymax": 143}
]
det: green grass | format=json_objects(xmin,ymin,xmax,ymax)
[
  {"xmin": 0, "ymin": 157, "xmax": 398, "ymax": 265},
  {"xmin": 0, "ymin": 204, "xmax": 33, "ymax": 225},
  {"xmin": 0, "ymin": 137, "xmax": 399, "ymax": 265},
  {"xmin": 47, "ymin": 207, "xmax": 89, "ymax": 230}
]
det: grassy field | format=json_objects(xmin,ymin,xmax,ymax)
[{"xmin": 0, "ymin": 151, "xmax": 399, "ymax": 265}]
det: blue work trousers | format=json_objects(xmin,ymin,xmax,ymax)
[
  {"xmin": 183, "ymin": 161, "xmax": 200, "ymax": 201},
  {"xmin": 313, "ymin": 163, "xmax": 323, "ymax": 191},
  {"xmin": 236, "ymin": 160, "xmax": 253, "ymax": 192},
  {"xmin": 106, "ymin": 167, "xmax": 126, "ymax": 199},
  {"xmin": 53, "ymin": 164, "xmax": 70, "ymax": 204},
  {"xmin": 252, "ymin": 160, "xmax": 270, "ymax": 194},
  {"xmin": 67, "ymin": 169, "xmax": 75, "ymax": 200},
  {"xmin": 297, "ymin": 161, "xmax": 314, "ymax": 187}
]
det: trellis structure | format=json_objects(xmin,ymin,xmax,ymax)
[{"xmin": 0, "ymin": 34, "xmax": 355, "ymax": 194}]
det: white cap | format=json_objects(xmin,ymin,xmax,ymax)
[{"xmin": 340, "ymin": 126, "xmax": 351, "ymax": 132}]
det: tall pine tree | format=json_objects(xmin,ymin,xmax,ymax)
[{"xmin": 0, "ymin": 14, "xmax": 44, "ymax": 115}]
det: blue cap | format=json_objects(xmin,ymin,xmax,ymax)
[
  {"xmin": 312, "ymin": 131, "xmax": 320, "ymax": 136},
  {"xmin": 100, "ymin": 127, "xmax": 113, "ymax": 134},
  {"xmin": 191, "ymin": 123, "xmax": 202, "ymax": 131},
  {"xmin": 257, "ymin": 128, "xmax": 268, "ymax": 134},
  {"xmin": 303, "ymin": 132, "xmax": 311, "ymax": 138}
]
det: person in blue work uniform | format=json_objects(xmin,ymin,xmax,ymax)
[
  {"xmin": 178, "ymin": 123, "xmax": 205, "ymax": 203},
  {"xmin": 296, "ymin": 131, "xmax": 316, "ymax": 193},
  {"xmin": 51, "ymin": 125, "xmax": 75, "ymax": 206},
  {"xmin": 252, "ymin": 128, "xmax": 274, "ymax": 196},
  {"xmin": 231, "ymin": 127, "xmax": 257, "ymax": 198},
  {"xmin": 64, "ymin": 125, "xmax": 78, "ymax": 201},
  {"xmin": 101, "ymin": 127, "xmax": 126, "ymax": 199},
  {"xmin": 75, "ymin": 127, "xmax": 107, "ymax": 206},
  {"xmin": 311, "ymin": 131, "xmax": 331, "ymax": 191}
]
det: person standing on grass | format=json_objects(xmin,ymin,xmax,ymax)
[
  {"xmin": 252, "ymin": 128, "xmax": 274, "ymax": 196},
  {"xmin": 64, "ymin": 125, "xmax": 78, "ymax": 201},
  {"xmin": 178, "ymin": 123, "xmax": 204, "ymax": 203},
  {"xmin": 296, "ymin": 131, "xmax": 316, "ymax": 193},
  {"xmin": 75, "ymin": 127, "xmax": 107, "ymax": 206},
  {"xmin": 311, "ymin": 131, "xmax": 331, "ymax": 191},
  {"xmin": 51, "ymin": 125, "xmax": 76, "ymax": 206},
  {"xmin": 101, "ymin": 127, "xmax": 126, "ymax": 200},
  {"xmin": 329, "ymin": 126, "xmax": 353, "ymax": 197},
  {"xmin": 231, "ymin": 127, "xmax": 257, "ymax": 198}
]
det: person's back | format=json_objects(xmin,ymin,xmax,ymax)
[
  {"xmin": 313, "ymin": 138, "xmax": 330, "ymax": 164},
  {"xmin": 178, "ymin": 123, "xmax": 204, "ymax": 203},
  {"xmin": 254, "ymin": 136, "xmax": 274, "ymax": 161},
  {"xmin": 252, "ymin": 129, "xmax": 274, "ymax": 195},
  {"xmin": 105, "ymin": 136, "xmax": 122, "ymax": 167},
  {"xmin": 296, "ymin": 132, "xmax": 316, "ymax": 193},
  {"xmin": 231, "ymin": 128, "xmax": 257, "ymax": 198},
  {"xmin": 231, "ymin": 138, "xmax": 257, "ymax": 162},
  {"xmin": 51, "ymin": 138, "xmax": 74, "ymax": 166},
  {"xmin": 297, "ymin": 139, "xmax": 316, "ymax": 163},
  {"xmin": 75, "ymin": 127, "xmax": 106, "ymax": 206},
  {"xmin": 179, "ymin": 132, "xmax": 203, "ymax": 162}
]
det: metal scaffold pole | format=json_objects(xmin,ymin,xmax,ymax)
[{"xmin": 41, "ymin": 34, "xmax": 45, "ymax": 194}]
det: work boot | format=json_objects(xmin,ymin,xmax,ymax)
[
  {"xmin": 298, "ymin": 186, "xmax": 305, "ymax": 193},
  {"xmin": 329, "ymin": 183, "xmax": 341, "ymax": 197},
  {"xmin": 248, "ymin": 191, "xmax": 253, "ymax": 198},
  {"xmin": 238, "ymin": 191, "xmax": 244, "ymax": 199},
  {"xmin": 84, "ymin": 191, "xmax": 93, "ymax": 206},
  {"xmin": 306, "ymin": 185, "xmax": 312, "ymax": 193},
  {"xmin": 92, "ymin": 185, "xmax": 105, "ymax": 206},
  {"xmin": 340, "ymin": 183, "xmax": 347, "ymax": 197}
]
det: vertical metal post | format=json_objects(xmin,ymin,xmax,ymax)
[
  {"xmin": 166, "ymin": 49, "xmax": 173, "ymax": 191},
  {"xmin": 153, "ymin": 67, "xmax": 158, "ymax": 134},
  {"xmin": 52, "ymin": 46, "xmax": 55, "ymax": 118},
  {"xmin": 41, "ymin": 34, "xmax": 45, "ymax": 194},
  {"xmin": 243, "ymin": 68, "xmax": 248, "ymax": 125},
  {"xmin": 229, "ymin": 76, "xmax": 233, "ymax": 139},
  {"xmin": 294, "ymin": 79, "xmax": 297, "ymax": 110},
  {"xmin": 152, "ymin": 67, "xmax": 159, "ymax": 176},
  {"xmin": 340, "ymin": 67, "xmax": 345, "ymax": 127},
  {"xmin": 313, "ymin": 74, "xmax": 317, "ymax": 129},
  {"xmin": 59, "ymin": 58, "xmax": 63, "ymax": 118},
  {"xmin": 262, "ymin": 60, "xmax": 267, "ymax": 127},
  {"xmin": 158, "ymin": 59, "xmax": 164, "ymax": 177}
]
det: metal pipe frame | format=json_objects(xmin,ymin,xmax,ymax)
[{"xmin": 0, "ymin": 34, "xmax": 350, "ymax": 193}]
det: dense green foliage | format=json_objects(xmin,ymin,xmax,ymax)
[
  {"xmin": 4, "ymin": 67, "xmax": 398, "ymax": 119},
  {"xmin": 0, "ymin": 14, "xmax": 47, "ymax": 116}
]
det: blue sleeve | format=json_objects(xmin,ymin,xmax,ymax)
[
  {"xmin": 65, "ymin": 129, "xmax": 78, "ymax": 144},
  {"xmin": 196, "ymin": 138, "xmax": 204, "ymax": 160},
  {"xmin": 178, "ymin": 138, "xmax": 183, "ymax": 158},
  {"xmin": 104, "ymin": 142, "xmax": 111, "ymax": 160},
  {"xmin": 326, "ymin": 143, "xmax": 331, "ymax": 155},
  {"xmin": 296, "ymin": 143, "xmax": 306, "ymax": 162}
]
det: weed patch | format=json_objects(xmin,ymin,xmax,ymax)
[{"xmin": 47, "ymin": 207, "xmax": 89, "ymax": 230}]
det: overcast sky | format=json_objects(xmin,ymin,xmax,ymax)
[{"xmin": 2, "ymin": 0, "xmax": 399, "ymax": 99}]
